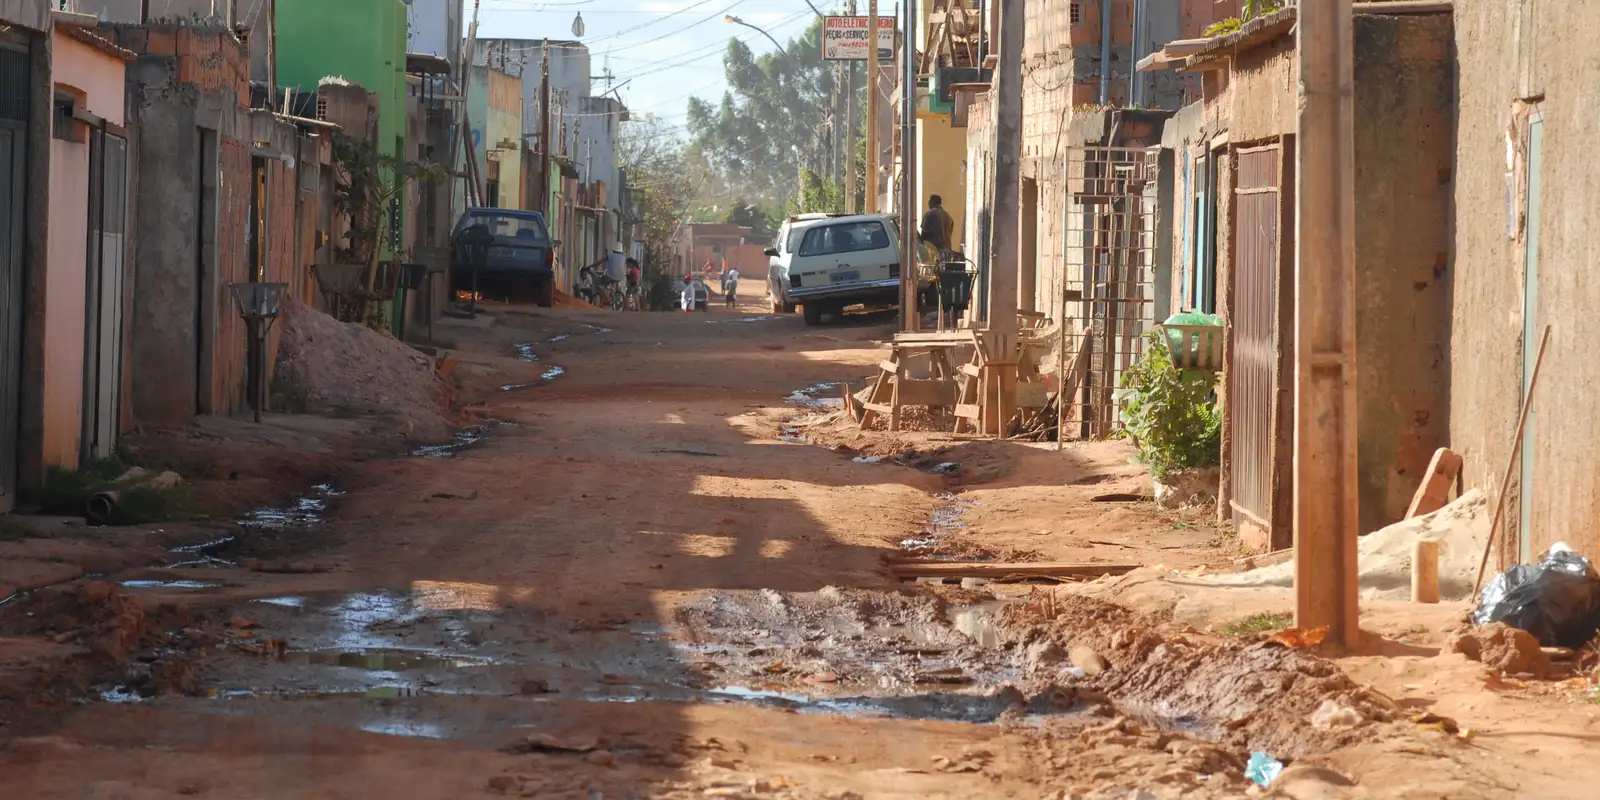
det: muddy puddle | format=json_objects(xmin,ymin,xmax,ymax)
[
  {"xmin": 708, "ymin": 315, "xmax": 781, "ymax": 324},
  {"xmin": 118, "ymin": 579, "xmax": 221, "ymax": 591},
  {"xmin": 511, "ymin": 342, "xmax": 538, "ymax": 362},
  {"xmin": 899, "ymin": 493, "xmax": 979, "ymax": 554},
  {"xmin": 185, "ymin": 585, "xmax": 1079, "ymax": 737},
  {"xmin": 411, "ymin": 423, "xmax": 495, "ymax": 458},
  {"xmin": 500, "ymin": 365, "xmax": 566, "ymax": 392},
  {"xmin": 236, "ymin": 483, "xmax": 342, "ymax": 531},
  {"xmin": 785, "ymin": 382, "xmax": 843, "ymax": 408}
]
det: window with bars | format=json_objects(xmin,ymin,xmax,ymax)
[{"xmin": 1070, "ymin": 3, "xmax": 1082, "ymax": 25}]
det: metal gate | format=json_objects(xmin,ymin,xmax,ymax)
[
  {"xmin": 81, "ymin": 131, "xmax": 127, "ymax": 462},
  {"xmin": 0, "ymin": 37, "xmax": 29, "ymax": 511},
  {"xmin": 1059, "ymin": 145, "xmax": 1161, "ymax": 438},
  {"xmin": 1230, "ymin": 144, "xmax": 1283, "ymax": 537}
]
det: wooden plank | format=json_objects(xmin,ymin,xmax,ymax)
[
  {"xmin": 878, "ymin": 360, "xmax": 902, "ymax": 374},
  {"xmin": 958, "ymin": 363, "xmax": 981, "ymax": 378},
  {"xmin": 1234, "ymin": 548, "xmax": 1294, "ymax": 573},
  {"xmin": 897, "ymin": 379, "xmax": 958, "ymax": 407},
  {"xmin": 954, "ymin": 403, "xmax": 982, "ymax": 419},
  {"xmin": 894, "ymin": 331, "xmax": 972, "ymax": 344},
  {"xmin": 1404, "ymin": 447, "xmax": 1463, "ymax": 519},
  {"xmin": 889, "ymin": 561, "xmax": 1141, "ymax": 579},
  {"xmin": 863, "ymin": 402, "xmax": 894, "ymax": 415}
]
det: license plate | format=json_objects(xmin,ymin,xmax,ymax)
[
  {"xmin": 490, "ymin": 246, "xmax": 534, "ymax": 260},
  {"xmin": 830, "ymin": 270, "xmax": 859, "ymax": 283}
]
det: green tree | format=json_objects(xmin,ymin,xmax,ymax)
[
  {"xmin": 617, "ymin": 114, "xmax": 701, "ymax": 276},
  {"xmin": 723, "ymin": 201, "xmax": 777, "ymax": 237},
  {"xmin": 687, "ymin": 19, "xmax": 838, "ymax": 210}
]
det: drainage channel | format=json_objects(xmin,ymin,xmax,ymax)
[{"xmin": 499, "ymin": 365, "xmax": 565, "ymax": 392}]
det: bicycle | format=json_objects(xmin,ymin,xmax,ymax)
[
  {"xmin": 623, "ymin": 284, "xmax": 641, "ymax": 312},
  {"xmin": 610, "ymin": 285, "xmax": 625, "ymax": 311}
]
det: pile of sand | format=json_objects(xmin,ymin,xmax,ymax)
[
  {"xmin": 272, "ymin": 296, "xmax": 455, "ymax": 439},
  {"xmin": 1202, "ymin": 489, "xmax": 1490, "ymax": 601},
  {"xmin": 552, "ymin": 288, "xmax": 598, "ymax": 310}
]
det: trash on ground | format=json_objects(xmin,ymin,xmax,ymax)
[
  {"xmin": 931, "ymin": 462, "xmax": 960, "ymax": 474},
  {"xmin": 1309, "ymin": 698, "xmax": 1364, "ymax": 729},
  {"xmin": 1472, "ymin": 542, "xmax": 1600, "ymax": 648},
  {"xmin": 1266, "ymin": 626, "xmax": 1329, "ymax": 650},
  {"xmin": 1244, "ymin": 751, "xmax": 1284, "ymax": 787}
]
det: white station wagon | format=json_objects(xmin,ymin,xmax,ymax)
[{"xmin": 764, "ymin": 213, "xmax": 934, "ymax": 326}]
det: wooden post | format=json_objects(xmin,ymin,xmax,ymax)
[
  {"xmin": 983, "ymin": 0, "xmax": 1024, "ymax": 435},
  {"xmin": 539, "ymin": 40, "xmax": 552, "ymax": 215},
  {"xmin": 866, "ymin": 0, "xmax": 879, "ymax": 214},
  {"xmin": 1412, "ymin": 540, "xmax": 1440, "ymax": 604},
  {"xmin": 1293, "ymin": 0, "xmax": 1360, "ymax": 647},
  {"xmin": 899, "ymin": 0, "xmax": 918, "ymax": 332}
]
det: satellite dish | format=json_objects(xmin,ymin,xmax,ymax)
[{"xmin": 572, "ymin": 12, "xmax": 585, "ymax": 37}]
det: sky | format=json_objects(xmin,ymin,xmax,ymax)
[{"xmin": 473, "ymin": 0, "xmax": 841, "ymax": 139}]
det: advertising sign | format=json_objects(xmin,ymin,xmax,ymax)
[{"xmin": 822, "ymin": 15, "xmax": 895, "ymax": 63}]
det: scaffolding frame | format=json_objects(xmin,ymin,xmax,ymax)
[{"xmin": 1057, "ymin": 145, "xmax": 1161, "ymax": 440}]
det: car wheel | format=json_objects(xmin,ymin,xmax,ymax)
[{"xmin": 802, "ymin": 303, "xmax": 823, "ymax": 326}]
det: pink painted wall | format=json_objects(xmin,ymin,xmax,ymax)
[
  {"xmin": 53, "ymin": 34, "xmax": 126, "ymax": 126},
  {"xmin": 41, "ymin": 32, "xmax": 127, "ymax": 469}
]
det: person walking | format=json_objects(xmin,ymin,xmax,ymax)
[{"xmin": 724, "ymin": 266, "xmax": 740, "ymax": 308}]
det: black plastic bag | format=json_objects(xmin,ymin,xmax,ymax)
[{"xmin": 1472, "ymin": 545, "xmax": 1600, "ymax": 648}]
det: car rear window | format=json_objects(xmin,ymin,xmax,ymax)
[
  {"xmin": 465, "ymin": 212, "xmax": 548, "ymax": 243},
  {"xmin": 784, "ymin": 227, "xmax": 806, "ymax": 254},
  {"xmin": 797, "ymin": 221, "xmax": 891, "ymax": 257}
]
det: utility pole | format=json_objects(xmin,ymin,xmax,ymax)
[
  {"xmin": 865, "ymin": 0, "xmax": 879, "ymax": 214},
  {"xmin": 539, "ymin": 39, "xmax": 552, "ymax": 216},
  {"xmin": 1294, "ymin": 0, "xmax": 1360, "ymax": 647},
  {"xmin": 897, "ymin": 0, "xmax": 917, "ymax": 331},
  {"xmin": 459, "ymin": 0, "xmax": 485, "ymax": 207},
  {"xmin": 984, "ymin": 0, "xmax": 1023, "ymax": 434},
  {"xmin": 845, "ymin": 0, "xmax": 859, "ymax": 213}
]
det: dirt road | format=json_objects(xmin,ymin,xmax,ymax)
[{"xmin": 3, "ymin": 300, "xmax": 1599, "ymax": 798}]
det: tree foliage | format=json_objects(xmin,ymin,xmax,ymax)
[
  {"xmin": 616, "ymin": 114, "xmax": 701, "ymax": 276},
  {"xmin": 687, "ymin": 20, "xmax": 838, "ymax": 211}
]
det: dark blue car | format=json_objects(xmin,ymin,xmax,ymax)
[{"xmin": 451, "ymin": 208, "xmax": 556, "ymax": 307}]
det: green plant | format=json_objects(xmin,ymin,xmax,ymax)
[
  {"xmin": 1114, "ymin": 331, "xmax": 1222, "ymax": 482},
  {"xmin": 0, "ymin": 516, "xmax": 33, "ymax": 541},
  {"xmin": 1204, "ymin": 1, "xmax": 1282, "ymax": 37},
  {"xmin": 1219, "ymin": 611, "xmax": 1293, "ymax": 637},
  {"xmin": 330, "ymin": 134, "xmax": 445, "ymax": 327}
]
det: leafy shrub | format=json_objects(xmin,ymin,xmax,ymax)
[{"xmin": 1115, "ymin": 331, "xmax": 1222, "ymax": 482}]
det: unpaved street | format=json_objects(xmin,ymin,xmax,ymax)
[{"xmin": 3, "ymin": 302, "xmax": 1600, "ymax": 798}]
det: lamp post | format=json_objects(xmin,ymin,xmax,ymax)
[
  {"xmin": 228, "ymin": 282, "xmax": 288, "ymax": 424},
  {"xmin": 723, "ymin": 15, "xmax": 786, "ymax": 55}
]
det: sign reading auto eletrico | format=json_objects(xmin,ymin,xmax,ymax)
[{"xmin": 822, "ymin": 15, "xmax": 895, "ymax": 62}]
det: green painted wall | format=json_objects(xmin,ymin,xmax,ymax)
[{"xmin": 274, "ymin": 0, "xmax": 408, "ymax": 161}]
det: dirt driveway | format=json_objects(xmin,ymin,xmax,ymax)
[{"xmin": 2, "ymin": 301, "xmax": 1598, "ymax": 799}]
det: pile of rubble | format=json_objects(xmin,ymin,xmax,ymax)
[{"xmin": 272, "ymin": 296, "xmax": 456, "ymax": 440}]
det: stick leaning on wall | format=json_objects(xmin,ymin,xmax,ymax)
[{"xmin": 1472, "ymin": 324, "xmax": 1552, "ymax": 594}]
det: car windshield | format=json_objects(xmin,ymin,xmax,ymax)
[
  {"xmin": 797, "ymin": 221, "xmax": 891, "ymax": 257},
  {"xmin": 462, "ymin": 212, "xmax": 548, "ymax": 243}
]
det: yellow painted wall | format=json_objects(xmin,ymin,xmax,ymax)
[{"xmin": 916, "ymin": 114, "xmax": 966, "ymax": 248}]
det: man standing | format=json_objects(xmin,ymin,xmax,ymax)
[
  {"xmin": 919, "ymin": 194, "xmax": 955, "ymax": 255},
  {"xmin": 724, "ymin": 266, "xmax": 740, "ymax": 308}
]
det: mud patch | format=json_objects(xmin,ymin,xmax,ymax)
[
  {"xmin": 236, "ymin": 484, "xmax": 342, "ymax": 531},
  {"xmin": 499, "ymin": 366, "xmax": 566, "ymax": 392},
  {"xmin": 785, "ymin": 382, "xmax": 844, "ymax": 408},
  {"xmin": 1001, "ymin": 593, "xmax": 1394, "ymax": 759},
  {"xmin": 411, "ymin": 424, "xmax": 494, "ymax": 458},
  {"xmin": 280, "ymin": 648, "xmax": 495, "ymax": 671},
  {"xmin": 899, "ymin": 494, "xmax": 980, "ymax": 556}
]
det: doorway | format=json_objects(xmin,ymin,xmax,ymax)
[
  {"xmin": 194, "ymin": 128, "xmax": 218, "ymax": 414},
  {"xmin": 80, "ymin": 130, "xmax": 127, "ymax": 463},
  {"xmin": 0, "ymin": 36, "xmax": 29, "ymax": 510},
  {"xmin": 1020, "ymin": 177, "xmax": 1038, "ymax": 312}
]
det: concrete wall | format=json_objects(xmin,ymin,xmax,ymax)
[
  {"xmin": 1451, "ymin": 0, "xmax": 1600, "ymax": 562},
  {"xmin": 1183, "ymin": 12, "xmax": 1454, "ymax": 539},
  {"xmin": 486, "ymin": 67, "xmax": 523, "ymax": 209},
  {"xmin": 406, "ymin": 0, "xmax": 461, "ymax": 60}
]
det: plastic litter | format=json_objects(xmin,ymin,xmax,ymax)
[
  {"xmin": 1061, "ymin": 666, "xmax": 1088, "ymax": 679},
  {"xmin": 1309, "ymin": 698, "xmax": 1364, "ymax": 729},
  {"xmin": 1245, "ymin": 752, "xmax": 1284, "ymax": 787},
  {"xmin": 852, "ymin": 456, "xmax": 885, "ymax": 464},
  {"xmin": 1472, "ymin": 542, "xmax": 1600, "ymax": 648},
  {"xmin": 931, "ymin": 462, "xmax": 960, "ymax": 474}
]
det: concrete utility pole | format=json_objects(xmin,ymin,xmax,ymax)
[
  {"xmin": 897, "ymin": 0, "xmax": 917, "ymax": 331},
  {"xmin": 1294, "ymin": 0, "xmax": 1361, "ymax": 647},
  {"xmin": 459, "ymin": 0, "xmax": 486, "ymax": 207},
  {"xmin": 984, "ymin": 0, "xmax": 1023, "ymax": 434},
  {"xmin": 865, "ymin": 0, "xmax": 879, "ymax": 214},
  {"xmin": 539, "ymin": 39, "xmax": 552, "ymax": 215},
  {"xmin": 845, "ymin": 0, "xmax": 859, "ymax": 213}
]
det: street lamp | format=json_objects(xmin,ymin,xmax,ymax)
[{"xmin": 724, "ymin": 15, "xmax": 786, "ymax": 55}]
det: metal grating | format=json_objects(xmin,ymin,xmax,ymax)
[
  {"xmin": 1058, "ymin": 145, "xmax": 1161, "ymax": 439},
  {"xmin": 1230, "ymin": 144, "xmax": 1283, "ymax": 532},
  {"xmin": 0, "ymin": 44, "xmax": 30, "ymax": 124}
]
